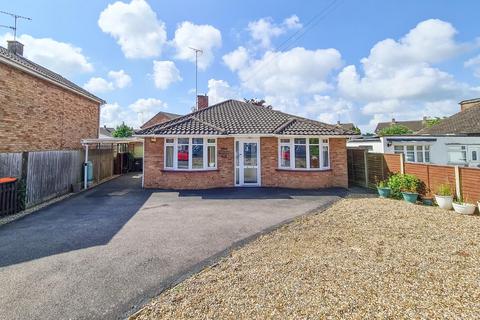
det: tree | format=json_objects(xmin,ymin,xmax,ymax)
[
  {"xmin": 351, "ymin": 126, "xmax": 361, "ymax": 135},
  {"xmin": 425, "ymin": 117, "xmax": 442, "ymax": 128},
  {"xmin": 244, "ymin": 98, "xmax": 273, "ymax": 109},
  {"xmin": 112, "ymin": 122, "xmax": 134, "ymax": 137},
  {"xmin": 378, "ymin": 124, "xmax": 412, "ymax": 136}
]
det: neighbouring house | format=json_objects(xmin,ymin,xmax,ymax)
[
  {"xmin": 375, "ymin": 117, "xmax": 429, "ymax": 134},
  {"xmin": 140, "ymin": 111, "xmax": 182, "ymax": 129},
  {"xmin": 99, "ymin": 126, "xmax": 115, "ymax": 139},
  {"xmin": 336, "ymin": 121, "xmax": 357, "ymax": 132},
  {"xmin": 136, "ymin": 98, "xmax": 356, "ymax": 189},
  {"xmin": 0, "ymin": 41, "xmax": 104, "ymax": 152},
  {"xmin": 348, "ymin": 99, "xmax": 480, "ymax": 167},
  {"xmin": 0, "ymin": 40, "xmax": 105, "ymax": 207}
]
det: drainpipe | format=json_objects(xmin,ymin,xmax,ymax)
[{"xmin": 84, "ymin": 144, "xmax": 89, "ymax": 189}]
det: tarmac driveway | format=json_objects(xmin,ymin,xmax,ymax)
[{"xmin": 0, "ymin": 174, "xmax": 347, "ymax": 320}]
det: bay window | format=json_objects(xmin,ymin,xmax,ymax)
[
  {"xmin": 279, "ymin": 138, "xmax": 329, "ymax": 170},
  {"xmin": 164, "ymin": 137, "xmax": 217, "ymax": 170},
  {"xmin": 393, "ymin": 144, "xmax": 430, "ymax": 163}
]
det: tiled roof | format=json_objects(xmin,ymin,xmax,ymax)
[
  {"xmin": 140, "ymin": 111, "xmax": 182, "ymax": 129},
  {"xmin": 417, "ymin": 106, "xmax": 480, "ymax": 136},
  {"xmin": 137, "ymin": 100, "xmax": 355, "ymax": 136},
  {"xmin": 375, "ymin": 120, "xmax": 426, "ymax": 133},
  {"xmin": 337, "ymin": 122, "xmax": 356, "ymax": 131},
  {"xmin": 0, "ymin": 46, "xmax": 104, "ymax": 103}
]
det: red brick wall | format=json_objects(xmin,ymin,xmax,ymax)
[
  {"xmin": 0, "ymin": 63, "xmax": 100, "ymax": 152},
  {"xmin": 261, "ymin": 137, "xmax": 348, "ymax": 189},
  {"xmin": 143, "ymin": 137, "xmax": 235, "ymax": 189}
]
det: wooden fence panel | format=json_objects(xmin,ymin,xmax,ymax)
[
  {"xmin": 26, "ymin": 150, "xmax": 84, "ymax": 207},
  {"xmin": 460, "ymin": 167, "xmax": 480, "ymax": 202},
  {"xmin": 347, "ymin": 149, "xmax": 366, "ymax": 187},
  {"xmin": 384, "ymin": 154, "xmax": 402, "ymax": 174},
  {"xmin": 367, "ymin": 153, "xmax": 387, "ymax": 188},
  {"xmin": 0, "ymin": 153, "xmax": 22, "ymax": 178},
  {"xmin": 427, "ymin": 165, "xmax": 456, "ymax": 196},
  {"xmin": 89, "ymin": 149, "xmax": 114, "ymax": 183}
]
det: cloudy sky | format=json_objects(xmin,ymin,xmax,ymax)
[{"xmin": 2, "ymin": 0, "xmax": 480, "ymax": 132}]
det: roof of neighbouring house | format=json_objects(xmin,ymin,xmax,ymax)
[
  {"xmin": 375, "ymin": 120, "xmax": 427, "ymax": 133},
  {"xmin": 140, "ymin": 111, "xmax": 182, "ymax": 129},
  {"xmin": 417, "ymin": 105, "xmax": 480, "ymax": 136},
  {"xmin": 0, "ymin": 46, "xmax": 104, "ymax": 104},
  {"xmin": 136, "ymin": 99, "xmax": 356, "ymax": 136},
  {"xmin": 99, "ymin": 126, "xmax": 115, "ymax": 138},
  {"xmin": 336, "ymin": 122, "xmax": 356, "ymax": 131}
]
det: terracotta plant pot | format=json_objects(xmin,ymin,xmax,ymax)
[
  {"xmin": 452, "ymin": 202, "xmax": 476, "ymax": 215},
  {"xmin": 435, "ymin": 195, "xmax": 453, "ymax": 210}
]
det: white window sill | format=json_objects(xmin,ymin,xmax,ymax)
[
  {"xmin": 162, "ymin": 168, "xmax": 218, "ymax": 172},
  {"xmin": 276, "ymin": 168, "xmax": 331, "ymax": 172}
]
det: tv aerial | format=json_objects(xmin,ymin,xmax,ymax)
[{"xmin": 0, "ymin": 10, "xmax": 32, "ymax": 41}]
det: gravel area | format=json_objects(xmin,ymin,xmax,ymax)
[{"xmin": 131, "ymin": 198, "xmax": 480, "ymax": 319}]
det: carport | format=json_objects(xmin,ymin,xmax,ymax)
[{"xmin": 81, "ymin": 137, "xmax": 144, "ymax": 189}]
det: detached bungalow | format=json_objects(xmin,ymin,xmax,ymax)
[{"xmin": 136, "ymin": 99, "xmax": 355, "ymax": 189}]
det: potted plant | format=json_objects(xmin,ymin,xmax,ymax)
[
  {"xmin": 435, "ymin": 184, "xmax": 453, "ymax": 210},
  {"xmin": 387, "ymin": 173, "xmax": 422, "ymax": 204},
  {"xmin": 452, "ymin": 195, "xmax": 476, "ymax": 215},
  {"xmin": 376, "ymin": 180, "xmax": 391, "ymax": 198}
]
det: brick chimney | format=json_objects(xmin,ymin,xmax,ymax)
[
  {"xmin": 7, "ymin": 40, "xmax": 24, "ymax": 56},
  {"xmin": 197, "ymin": 95, "xmax": 209, "ymax": 110},
  {"xmin": 459, "ymin": 98, "xmax": 480, "ymax": 112}
]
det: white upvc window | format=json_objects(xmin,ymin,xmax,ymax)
[
  {"xmin": 393, "ymin": 144, "xmax": 430, "ymax": 163},
  {"xmin": 278, "ymin": 137, "xmax": 330, "ymax": 170},
  {"xmin": 164, "ymin": 137, "xmax": 217, "ymax": 170},
  {"xmin": 447, "ymin": 145, "xmax": 467, "ymax": 164}
]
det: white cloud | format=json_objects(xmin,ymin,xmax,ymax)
[
  {"xmin": 100, "ymin": 98, "xmax": 168, "ymax": 128},
  {"xmin": 223, "ymin": 46, "xmax": 249, "ymax": 72},
  {"xmin": 247, "ymin": 15, "xmax": 302, "ymax": 49},
  {"xmin": 1, "ymin": 33, "xmax": 93, "ymax": 76},
  {"xmin": 153, "ymin": 60, "xmax": 182, "ymax": 89},
  {"xmin": 98, "ymin": 0, "xmax": 167, "ymax": 58},
  {"xmin": 465, "ymin": 54, "xmax": 480, "ymax": 77},
  {"xmin": 83, "ymin": 69, "xmax": 132, "ymax": 93},
  {"xmin": 207, "ymin": 79, "xmax": 241, "ymax": 105},
  {"xmin": 108, "ymin": 69, "xmax": 132, "ymax": 88},
  {"xmin": 238, "ymin": 47, "xmax": 342, "ymax": 97},
  {"xmin": 84, "ymin": 77, "xmax": 114, "ymax": 93},
  {"xmin": 337, "ymin": 19, "xmax": 476, "ymax": 128},
  {"xmin": 171, "ymin": 21, "xmax": 222, "ymax": 70}
]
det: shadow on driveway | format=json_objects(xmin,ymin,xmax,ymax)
[
  {"xmin": 178, "ymin": 187, "xmax": 350, "ymax": 199},
  {"xmin": 0, "ymin": 174, "xmax": 151, "ymax": 268}
]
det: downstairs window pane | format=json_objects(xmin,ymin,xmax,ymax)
[
  {"xmin": 207, "ymin": 146, "xmax": 216, "ymax": 168},
  {"xmin": 295, "ymin": 145, "xmax": 307, "ymax": 168},
  {"xmin": 192, "ymin": 144, "xmax": 204, "ymax": 169},
  {"xmin": 309, "ymin": 145, "xmax": 320, "ymax": 168},
  {"xmin": 280, "ymin": 145, "xmax": 290, "ymax": 168},
  {"xmin": 165, "ymin": 146, "xmax": 174, "ymax": 168},
  {"xmin": 177, "ymin": 145, "xmax": 189, "ymax": 169}
]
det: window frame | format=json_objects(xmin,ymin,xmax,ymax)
[
  {"xmin": 447, "ymin": 145, "xmax": 467, "ymax": 164},
  {"xmin": 392, "ymin": 144, "xmax": 431, "ymax": 164},
  {"xmin": 278, "ymin": 137, "xmax": 330, "ymax": 170},
  {"xmin": 164, "ymin": 137, "xmax": 217, "ymax": 171}
]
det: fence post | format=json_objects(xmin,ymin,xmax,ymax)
[
  {"xmin": 400, "ymin": 153, "xmax": 405, "ymax": 174},
  {"xmin": 454, "ymin": 165, "xmax": 461, "ymax": 200},
  {"xmin": 20, "ymin": 152, "xmax": 29, "ymax": 209},
  {"xmin": 363, "ymin": 150, "xmax": 369, "ymax": 188}
]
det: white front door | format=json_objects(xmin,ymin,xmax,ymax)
[{"xmin": 235, "ymin": 139, "xmax": 260, "ymax": 186}]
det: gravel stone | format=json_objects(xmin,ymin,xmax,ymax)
[{"xmin": 131, "ymin": 198, "xmax": 480, "ymax": 319}]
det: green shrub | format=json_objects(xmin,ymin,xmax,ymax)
[
  {"xmin": 377, "ymin": 180, "xmax": 388, "ymax": 188},
  {"xmin": 387, "ymin": 173, "xmax": 423, "ymax": 199},
  {"xmin": 436, "ymin": 183, "xmax": 452, "ymax": 196}
]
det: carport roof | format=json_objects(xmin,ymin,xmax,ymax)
[{"xmin": 136, "ymin": 100, "xmax": 356, "ymax": 136}]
